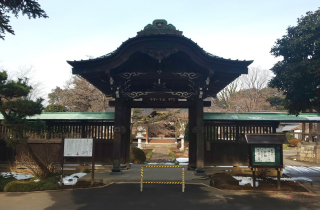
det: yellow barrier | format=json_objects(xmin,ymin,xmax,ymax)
[
  {"xmin": 145, "ymin": 165, "xmax": 182, "ymax": 168},
  {"xmin": 140, "ymin": 165, "xmax": 185, "ymax": 192}
]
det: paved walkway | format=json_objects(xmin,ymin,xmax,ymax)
[
  {"xmin": 1, "ymin": 184, "xmax": 319, "ymax": 210},
  {"xmin": 149, "ymin": 147, "xmax": 172, "ymax": 163},
  {"xmin": 79, "ymin": 164, "xmax": 208, "ymax": 185}
]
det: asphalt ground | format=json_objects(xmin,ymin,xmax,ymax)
[
  {"xmin": 1, "ymin": 183, "xmax": 319, "ymax": 210},
  {"xmin": 1, "ymin": 148, "xmax": 320, "ymax": 210}
]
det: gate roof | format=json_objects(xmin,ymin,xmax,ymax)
[{"xmin": 67, "ymin": 19, "xmax": 253, "ymax": 100}]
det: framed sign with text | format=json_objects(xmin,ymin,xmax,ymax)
[
  {"xmin": 251, "ymin": 145, "xmax": 281, "ymax": 167},
  {"xmin": 63, "ymin": 138, "xmax": 93, "ymax": 157}
]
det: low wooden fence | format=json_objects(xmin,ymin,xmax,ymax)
[
  {"xmin": 0, "ymin": 121, "xmax": 115, "ymax": 163},
  {"xmin": 1, "ymin": 120, "xmax": 279, "ymax": 166},
  {"xmin": 14, "ymin": 140, "xmax": 114, "ymax": 164},
  {"xmin": 203, "ymin": 121, "xmax": 277, "ymax": 166}
]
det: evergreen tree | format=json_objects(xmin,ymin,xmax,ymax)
[
  {"xmin": 0, "ymin": 70, "xmax": 51, "ymax": 179},
  {"xmin": 269, "ymin": 8, "xmax": 320, "ymax": 115},
  {"xmin": 44, "ymin": 104, "xmax": 66, "ymax": 112},
  {"xmin": 0, "ymin": 0, "xmax": 48, "ymax": 40}
]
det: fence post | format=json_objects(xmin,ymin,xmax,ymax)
[
  {"xmin": 182, "ymin": 167, "xmax": 185, "ymax": 192},
  {"xmin": 140, "ymin": 166, "xmax": 143, "ymax": 192}
]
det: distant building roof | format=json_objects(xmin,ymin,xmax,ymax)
[{"xmin": 281, "ymin": 124, "xmax": 300, "ymax": 132}]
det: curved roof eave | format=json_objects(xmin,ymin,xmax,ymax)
[{"xmin": 67, "ymin": 34, "xmax": 253, "ymax": 70}]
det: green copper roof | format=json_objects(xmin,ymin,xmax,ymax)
[
  {"xmin": 203, "ymin": 113, "xmax": 320, "ymax": 122},
  {"xmin": 0, "ymin": 112, "xmax": 319, "ymax": 122},
  {"xmin": 0, "ymin": 112, "xmax": 115, "ymax": 121}
]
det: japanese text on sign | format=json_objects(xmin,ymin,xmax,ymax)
[
  {"xmin": 64, "ymin": 138, "xmax": 93, "ymax": 157},
  {"xmin": 254, "ymin": 147, "xmax": 275, "ymax": 163}
]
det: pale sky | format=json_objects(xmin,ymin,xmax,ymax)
[{"xmin": 1, "ymin": 0, "xmax": 319, "ymax": 103}]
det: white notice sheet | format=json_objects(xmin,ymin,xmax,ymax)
[
  {"xmin": 254, "ymin": 147, "xmax": 275, "ymax": 162},
  {"xmin": 64, "ymin": 138, "xmax": 93, "ymax": 157}
]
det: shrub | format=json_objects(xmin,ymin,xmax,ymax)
[
  {"xmin": 168, "ymin": 150, "xmax": 176, "ymax": 159},
  {"xmin": 83, "ymin": 169, "xmax": 91, "ymax": 173},
  {"xmin": 285, "ymin": 132, "xmax": 292, "ymax": 141},
  {"xmin": 289, "ymin": 138, "xmax": 302, "ymax": 147},
  {"xmin": 130, "ymin": 147, "xmax": 146, "ymax": 164},
  {"xmin": 4, "ymin": 177, "xmax": 58, "ymax": 192},
  {"xmin": 11, "ymin": 143, "xmax": 60, "ymax": 180},
  {"xmin": 257, "ymin": 168, "xmax": 268, "ymax": 181},
  {"xmin": 146, "ymin": 149, "xmax": 155, "ymax": 162},
  {"xmin": 0, "ymin": 176, "xmax": 16, "ymax": 191}
]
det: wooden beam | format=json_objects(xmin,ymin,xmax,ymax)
[{"xmin": 109, "ymin": 100, "xmax": 211, "ymax": 108}]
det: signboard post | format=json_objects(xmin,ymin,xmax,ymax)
[{"xmin": 61, "ymin": 138, "xmax": 95, "ymax": 186}]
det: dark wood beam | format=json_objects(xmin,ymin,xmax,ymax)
[{"xmin": 108, "ymin": 100, "xmax": 211, "ymax": 108}]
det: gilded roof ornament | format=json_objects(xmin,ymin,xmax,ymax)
[{"xmin": 137, "ymin": 19, "xmax": 183, "ymax": 36}]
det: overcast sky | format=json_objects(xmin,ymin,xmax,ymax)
[{"xmin": 1, "ymin": 0, "xmax": 319, "ymax": 103}]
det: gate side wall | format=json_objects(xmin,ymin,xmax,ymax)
[
  {"xmin": 203, "ymin": 121, "xmax": 278, "ymax": 166},
  {"xmin": 0, "ymin": 121, "xmax": 115, "ymax": 164}
]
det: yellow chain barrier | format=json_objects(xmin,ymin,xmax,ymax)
[
  {"xmin": 144, "ymin": 165, "xmax": 182, "ymax": 168},
  {"xmin": 140, "ymin": 165, "xmax": 185, "ymax": 192},
  {"xmin": 140, "ymin": 166, "xmax": 143, "ymax": 192}
]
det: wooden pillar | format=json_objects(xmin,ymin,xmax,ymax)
[
  {"xmin": 81, "ymin": 120, "xmax": 86, "ymax": 138},
  {"xmin": 111, "ymin": 98, "xmax": 123, "ymax": 175},
  {"xmin": 235, "ymin": 122, "xmax": 239, "ymax": 142},
  {"xmin": 125, "ymin": 106, "xmax": 131, "ymax": 168},
  {"xmin": 309, "ymin": 122, "xmax": 313, "ymax": 142},
  {"xmin": 120, "ymin": 104, "xmax": 128, "ymax": 164},
  {"xmin": 188, "ymin": 105, "xmax": 197, "ymax": 170},
  {"xmin": 195, "ymin": 98, "xmax": 205, "ymax": 175},
  {"xmin": 302, "ymin": 123, "xmax": 305, "ymax": 142},
  {"xmin": 272, "ymin": 122, "xmax": 279, "ymax": 134},
  {"xmin": 317, "ymin": 123, "xmax": 320, "ymax": 144}
]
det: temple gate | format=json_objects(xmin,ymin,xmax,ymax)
[{"xmin": 67, "ymin": 20, "xmax": 253, "ymax": 175}]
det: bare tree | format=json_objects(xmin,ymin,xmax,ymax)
[
  {"xmin": 211, "ymin": 67, "xmax": 280, "ymax": 112},
  {"xmin": 133, "ymin": 109, "xmax": 188, "ymax": 137},
  {"xmin": 47, "ymin": 75, "xmax": 113, "ymax": 112},
  {"xmin": 8, "ymin": 65, "xmax": 45, "ymax": 100}
]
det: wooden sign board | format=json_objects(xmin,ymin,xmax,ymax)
[{"xmin": 64, "ymin": 138, "xmax": 93, "ymax": 157}]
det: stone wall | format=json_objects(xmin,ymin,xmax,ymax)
[{"xmin": 297, "ymin": 142, "xmax": 320, "ymax": 163}]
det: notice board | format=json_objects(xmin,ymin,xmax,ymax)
[
  {"xmin": 251, "ymin": 145, "xmax": 281, "ymax": 166},
  {"xmin": 63, "ymin": 138, "xmax": 93, "ymax": 157}
]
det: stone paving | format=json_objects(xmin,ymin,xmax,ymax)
[{"xmin": 149, "ymin": 146, "xmax": 172, "ymax": 163}]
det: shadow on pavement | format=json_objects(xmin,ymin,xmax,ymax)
[{"xmin": 43, "ymin": 183, "xmax": 320, "ymax": 210}]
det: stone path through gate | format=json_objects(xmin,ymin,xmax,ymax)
[{"xmin": 149, "ymin": 147, "xmax": 173, "ymax": 163}]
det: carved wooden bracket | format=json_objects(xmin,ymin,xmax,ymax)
[{"xmin": 140, "ymin": 48, "xmax": 179, "ymax": 60}]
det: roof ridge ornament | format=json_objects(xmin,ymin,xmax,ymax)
[{"xmin": 137, "ymin": 19, "xmax": 183, "ymax": 36}]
